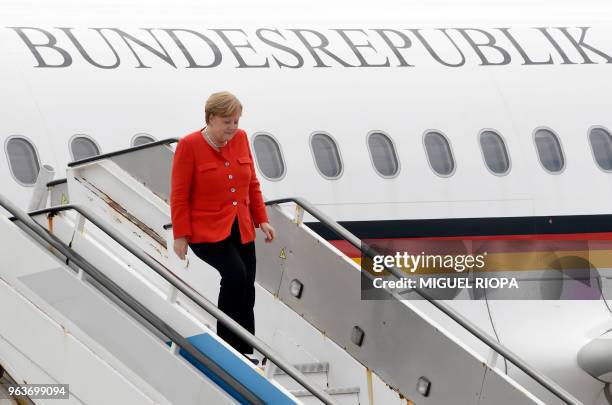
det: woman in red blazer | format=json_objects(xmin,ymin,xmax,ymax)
[{"xmin": 171, "ymin": 91, "xmax": 275, "ymax": 360}]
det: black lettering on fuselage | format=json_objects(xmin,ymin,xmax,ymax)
[
  {"xmin": 289, "ymin": 29, "xmax": 354, "ymax": 67},
  {"xmin": 99, "ymin": 28, "xmax": 176, "ymax": 68},
  {"xmin": 6, "ymin": 25, "xmax": 610, "ymax": 69},
  {"xmin": 408, "ymin": 28, "xmax": 466, "ymax": 67},
  {"xmin": 10, "ymin": 27, "xmax": 72, "ymax": 67},
  {"xmin": 255, "ymin": 29, "xmax": 304, "ymax": 68},
  {"xmin": 535, "ymin": 27, "xmax": 575, "ymax": 64},
  {"xmin": 455, "ymin": 28, "xmax": 511, "ymax": 66},
  {"xmin": 557, "ymin": 27, "xmax": 612, "ymax": 64},
  {"xmin": 58, "ymin": 27, "xmax": 120, "ymax": 69},
  {"xmin": 212, "ymin": 29, "xmax": 270, "ymax": 68},
  {"xmin": 333, "ymin": 29, "xmax": 390, "ymax": 67},
  {"xmin": 162, "ymin": 28, "xmax": 222, "ymax": 68},
  {"xmin": 371, "ymin": 29, "xmax": 414, "ymax": 67},
  {"xmin": 496, "ymin": 28, "xmax": 553, "ymax": 65}
]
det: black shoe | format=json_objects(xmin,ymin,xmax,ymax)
[{"xmin": 244, "ymin": 354, "xmax": 259, "ymax": 366}]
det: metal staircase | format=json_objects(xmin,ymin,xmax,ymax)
[
  {"xmin": 33, "ymin": 138, "xmax": 581, "ymax": 404},
  {"xmin": 0, "ymin": 195, "xmax": 337, "ymax": 404}
]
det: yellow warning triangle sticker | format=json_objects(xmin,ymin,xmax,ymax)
[
  {"xmin": 61, "ymin": 193, "xmax": 68, "ymax": 205},
  {"xmin": 279, "ymin": 248, "xmax": 287, "ymax": 260}
]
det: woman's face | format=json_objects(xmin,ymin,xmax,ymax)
[{"xmin": 208, "ymin": 113, "xmax": 240, "ymax": 142}]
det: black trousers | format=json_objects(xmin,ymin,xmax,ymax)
[{"xmin": 189, "ymin": 218, "xmax": 256, "ymax": 354}]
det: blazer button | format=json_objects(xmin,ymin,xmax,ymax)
[
  {"xmin": 232, "ymin": 201, "xmax": 237, "ymax": 206},
  {"xmin": 225, "ymin": 161, "xmax": 230, "ymax": 167},
  {"xmin": 228, "ymin": 174, "xmax": 233, "ymax": 180},
  {"xmin": 230, "ymin": 187, "xmax": 236, "ymax": 193}
]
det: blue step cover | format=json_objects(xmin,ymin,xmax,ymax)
[{"xmin": 177, "ymin": 333, "xmax": 296, "ymax": 404}]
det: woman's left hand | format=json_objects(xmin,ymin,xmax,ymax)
[{"xmin": 260, "ymin": 222, "xmax": 276, "ymax": 243}]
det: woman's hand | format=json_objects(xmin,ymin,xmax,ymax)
[
  {"xmin": 174, "ymin": 237, "xmax": 189, "ymax": 260},
  {"xmin": 260, "ymin": 222, "xmax": 276, "ymax": 243}
]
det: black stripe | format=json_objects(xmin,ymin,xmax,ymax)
[
  {"xmin": 307, "ymin": 214, "xmax": 612, "ymax": 240},
  {"xmin": 47, "ymin": 178, "xmax": 67, "ymax": 187},
  {"xmin": 68, "ymin": 138, "xmax": 178, "ymax": 167}
]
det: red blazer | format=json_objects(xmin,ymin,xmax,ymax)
[{"xmin": 170, "ymin": 128, "xmax": 269, "ymax": 244}]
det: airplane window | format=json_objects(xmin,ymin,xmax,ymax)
[
  {"xmin": 6, "ymin": 136, "xmax": 40, "ymax": 185},
  {"xmin": 71, "ymin": 135, "xmax": 100, "ymax": 161},
  {"xmin": 534, "ymin": 129, "xmax": 564, "ymax": 173},
  {"xmin": 311, "ymin": 133, "xmax": 342, "ymax": 179},
  {"xmin": 132, "ymin": 134, "xmax": 155, "ymax": 147},
  {"xmin": 367, "ymin": 132, "xmax": 399, "ymax": 177},
  {"xmin": 253, "ymin": 133, "xmax": 285, "ymax": 180},
  {"xmin": 589, "ymin": 127, "xmax": 612, "ymax": 171},
  {"xmin": 424, "ymin": 131, "xmax": 455, "ymax": 176},
  {"xmin": 479, "ymin": 130, "xmax": 510, "ymax": 175}
]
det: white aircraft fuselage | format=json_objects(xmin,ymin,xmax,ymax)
[{"xmin": 2, "ymin": 1, "xmax": 612, "ymax": 404}]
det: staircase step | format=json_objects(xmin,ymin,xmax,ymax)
[
  {"xmin": 291, "ymin": 386, "xmax": 360, "ymax": 397},
  {"xmin": 273, "ymin": 362, "xmax": 329, "ymax": 375},
  {"xmin": 290, "ymin": 386, "xmax": 361, "ymax": 405},
  {"xmin": 272, "ymin": 363, "xmax": 328, "ymax": 391}
]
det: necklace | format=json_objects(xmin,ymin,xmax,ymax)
[{"xmin": 204, "ymin": 127, "xmax": 227, "ymax": 149}]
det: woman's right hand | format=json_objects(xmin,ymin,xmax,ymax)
[{"xmin": 174, "ymin": 237, "xmax": 189, "ymax": 260}]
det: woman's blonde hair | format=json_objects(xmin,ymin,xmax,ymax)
[{"xmin": 205, "ymin": 91, "xmax": 243, "ymax": 123}]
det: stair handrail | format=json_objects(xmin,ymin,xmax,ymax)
[
  {"xmin": 23, "ymin": 203, "xmax": 340, "ymax": 405},
  {"xmin": 1, "ymin": 195, "xmax": 267, "ymax": 405},
  {"xmin": 67, "ymin": 138, "xmax": 179, "ymax": 168},
  {"xmin": 265, "ymin": 197, "xmax": 583, "ymax": 405}
]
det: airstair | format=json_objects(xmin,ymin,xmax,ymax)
[
  {"xmin": 2, "ymin": 138, "xmax": 584, "ymax": 404},
  {"xmin": 0, "ymin": 167, "xmax": 336, "ymax": 402}
]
